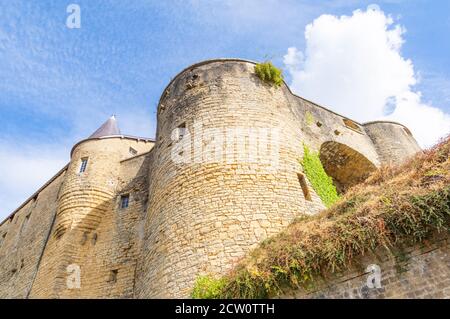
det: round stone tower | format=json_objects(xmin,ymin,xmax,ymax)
[
  {"xmin": 31, "ymin": 116, "xmax": 153, "ymax": 298},
  {"xmin": 55, "ymin": 116, "xmax": 125, "ymax": 238},
  {"xmin": 135, "ymin": 60, "xmax": 326, "ymax": 298},
  {"xmin": 363, "ymin": 121, "xmax": 421, "ymax": 164}
]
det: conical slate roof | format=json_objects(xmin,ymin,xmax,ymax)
[{"xmin": 89, "ymin": 115, "xmax": 121, "ymax": 138}]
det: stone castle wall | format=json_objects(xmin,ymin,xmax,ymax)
[
  {"xmin": 30, "ymin": 138, "xmax": 152, "ymax": 298},
  {"xmin": 280, "ymin": 235, "xmax": 450, "ymax": 299},
  {"xmin": 0, "ymin": 167, "xmax": 66, "ymax": 298},
  {"xmin": 30, "ymin": 137, "xmax": 153, "ymax": 298},
  {"xmin": 135, "ymin": 60, "xmax": 325, "ymax": 298},
  {"xmin": 0, "ymin": 59, "xmax": 423, "ymax": 298},
  {"xmin": 364, "ymin": 121, "xmax": 422, "ymax": 165},
  {"xmin": 134, "ymin": 60, "xmax": 421, "ymax": 298}
]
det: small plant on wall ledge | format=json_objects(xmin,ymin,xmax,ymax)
[{"xmin": 254, "ymin": 61, "xmax": 284, "ymax": 87}]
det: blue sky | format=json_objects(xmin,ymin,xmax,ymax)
[{"xmin": 1, "ymin": 0, "xmax": 450, "ymax": 219}]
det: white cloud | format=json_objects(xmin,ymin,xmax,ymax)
[
  {"xmin": 0, "ymin": 140, "xmax": 68, "ymax": 219},
  {"xmin": 388, "ymin": 91, "xmax": 450, "ymax": 147},
  {"xmin": 283, "ymin": 6, "xmax": 450, "ymax": 147},
  {"xmin": 284, "ymin": 47, "xmax": 304, "ymax": 74}
]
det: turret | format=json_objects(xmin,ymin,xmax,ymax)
[
  {"xmin": 363, "ymin": 121, "xmax": 421, "ymax": 164},
  {"xmin": 135, "ymin": 60, "xmax": 325, "ymax": 298},
  {"xmin": 30, "ymin": 116, "xmax": 153, "ymax": 298},
  {"xmin": 54, "ymin": 115, "xmax": 124, "ymax": 237},
  {"xmin": 135, "ymin": 60, "xmax": 423, "ymax": 298}
]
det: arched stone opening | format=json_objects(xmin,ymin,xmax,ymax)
[{"xmin": 319, "ymin": 141, "xmax": 377, "ymax": 194}]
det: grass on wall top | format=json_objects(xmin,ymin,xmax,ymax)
[
  {"xmin": 191, "ymin": 136, "xmax": 450, "ymax": 299},
  {"xmin": 254, "ymin": 62, "xmax": 284, "ymax": 87}
]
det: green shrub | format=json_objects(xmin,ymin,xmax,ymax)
[
  {"xmin": 301, "ymin": 144, "xmax": 340, "ymax": 207},
  {"xmin": 254, "ymin": 62, "xmax": 284, "ymax": 87},
  {"xmin": 191, "ymin": 275, "xmax": 227, "ymax": 299}
]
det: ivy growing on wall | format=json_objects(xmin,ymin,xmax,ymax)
[
  {"xmin": 301, "ymin": 144, "xmax": 340, "ymax": 207},
  {"xmin": 254, "ymin": 62, "xmax": 284, "ymax": 87}
]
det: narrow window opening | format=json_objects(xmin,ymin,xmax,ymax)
[
  {"xmin": 80, "ymin": 232, "xmax": 88, "ymax": 245},
  {"xmin": 22, "ymin": 213, "xmax": 31, "ymax": 230},
  {"xmin": 129, "ymin": 147, "xmax": 138, "ymax": 156},
  {"xmin": 177, "ymin": 123, "xmax": 187, "ymax": 140},
  {"xmin": 79, "ymin": 158, "xmax": 88, "ymax": 173},
  {"xmin": 297, "ymin": 173, "xmax": 312, "ymax": 201},
  {"xmin": 0, "ymin": 232, "xmax": 6, "ymax": 247},
  {"xmin": 108, "ymin": 269, "xmax": 118, "ymax": 283},
  {"xmin": 91, "ymin": 233, "xmax": 98, "ymax": 245},
  {"xmin": 120, "ymin": 194, "xmax": 130, "ymax": 209},
  {"xmin": 343, "ymin": 119, "xmax": 363, "ymax": 133},
  {"xmin": 316, "ymin": 121, "xmax": 323, "ymax": 127}
]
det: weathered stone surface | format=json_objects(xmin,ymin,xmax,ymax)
[{"xmin": 279, "ymin": 236, "xmax": 450, "ymax": 299}]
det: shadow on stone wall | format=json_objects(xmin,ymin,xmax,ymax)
[{"xmin": 319, "ymin": 141, "xmax": 377, "ymax": 193}]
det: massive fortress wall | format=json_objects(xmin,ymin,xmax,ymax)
[
  {"xmin": 134, "ymin": 59, "xmax": 421, "ymax": 298},
  {"xmin": 280, "ymin": 235, "xmax": 450, "ymax": 299},
  {"xmin": 0, "ymin": 59, "xmax": 421, "ymax": 298},
  {"xmin": 0, "ymin": 167, "xmax": 67, "ymax": 298}
]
